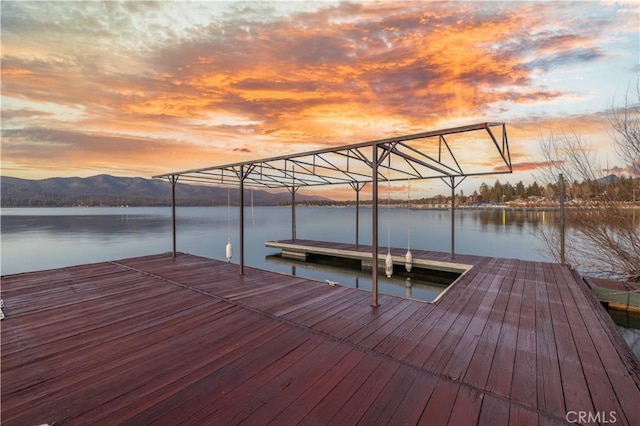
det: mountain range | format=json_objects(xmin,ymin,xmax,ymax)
[{"xmin": 0, "ymin": 174, "xmax": 330, "ymax": 207}]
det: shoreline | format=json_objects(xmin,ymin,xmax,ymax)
[{"xmin": 2, "ymin": 203, "xmax": 640, "ymax": 211}]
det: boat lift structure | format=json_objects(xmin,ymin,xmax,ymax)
[{"xmin": 154, "ymin": 122, "xmax": 512, "ymax": 307}]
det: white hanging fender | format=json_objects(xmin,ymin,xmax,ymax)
[
  {"xmin": 405, "ymin": 249, "xmax": 413, "ymax": 272},
  {"xmin": 385, "ymin": 252, "xmax": 393, "ymax": 278},
  {"xmin": 226, "ymin": 241, "xmax": 233, "ymax": 262}
]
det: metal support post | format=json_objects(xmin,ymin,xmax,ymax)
[
  {"xmin": 355, "ymin": 185, "xmax": 360, "ymax": 248},
  {"xmin": 371, "ymin": 145, "xmax": 379, "ymax": 307},
  {"xmin": 289, "ymin": 186, "xmax": 298, "ymax": 241},
  {"xmin": 239, "ymin": 165, "xmax": 245, "ymax": 275},
  {"xmin": 169, "ymin": 175, "xmax": 178, "ymax": 258},
  {"xmin": 450, "ymin": 176, "xmax": 455, "ymax": 259},
  {"xmin": 559, "ymin": 173, "xmax": 565, "ymax": 266}
]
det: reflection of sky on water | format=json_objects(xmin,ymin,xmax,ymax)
[
  {"xmin": 1, "ymin": 214, "xmax": 170, "ymax": 237},
  {"xmin": 2, "ymin": 214, "xmax": 169, "ymax": 275},
  {"xmin": 609, "ymin": 310, "xmax": 640, "ymax": 360},
  {"xmin": 265, "ymin": 254, "xmax": 444, "ymax": 302}
]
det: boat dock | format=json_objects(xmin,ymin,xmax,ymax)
[
  {"xmin": 585, "ymin": 276, "xmax": 640, "ymax": 314},
  {"xmin": 2, "ymin": 249, "xmax": 639, "ymax": 425},
  {"xmin": 266, "ymin": 239, "xmax": 473, "ymax": 275}
]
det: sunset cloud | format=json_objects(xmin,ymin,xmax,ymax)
[
  {"xmin": 1, "ymin": 1, "xmax": 638, "ymax": 191},
  {"xmin": 0, "ymin": 126, "xmax": 239, "ymax": 177},
  {"xmin": 495, "ymin": 161, "xmax": 564, "ymax": 173}
]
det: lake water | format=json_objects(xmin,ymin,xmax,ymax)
[
  {"xmin": 0, "ymin": 206, "xmax": 552, "ymax": 302},
  {"xmin": 0, "ymin": 206, "xmax": 552, "ymax": 276},
  {"xmin": 2, "ymin": 206, "xmax": 638, "ymax": 357}
]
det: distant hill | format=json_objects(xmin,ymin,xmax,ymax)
[
  {"xmin": 0, "ymin": 174, "xmax": 331, "ymax": 207},
  {"xmin": 597, "ymin": 174, "xmax": 623, "ymax": 185}
]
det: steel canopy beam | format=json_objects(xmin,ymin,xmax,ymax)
[{"xmin": 153, "ymin": 122, "xmax": 511, "ymax": 188}]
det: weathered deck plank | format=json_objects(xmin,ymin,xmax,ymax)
[
  {"xmin": 2, "ymin": 245, "xmax": 639, "ymax": 425},
  {"xmin": 543, "ymin": 262, "xmax": 596, "ymax": 418},
  {"xmin": 510, "ymin": 260, "xmax": 538, "ymax": 408},
  {"xmin": 439, "ymin": 258, "xmax": 513, "ymax": 381},
  {"xmin": 533, "ymin": 261, "xmax": 566, "ymax": 417},
  {"xmin": 462, "ymin": 259, "xmax": 517, "ymax": 390}
]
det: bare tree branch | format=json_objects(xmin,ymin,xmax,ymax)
[
  {"xmin": 535, "ymin": 87, "xmax": 640, "ymax": 282},
  {"xmin": 609, "ymin": 81, "xmax": 640, "ymax": 177}
]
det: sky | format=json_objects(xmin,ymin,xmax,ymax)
[{"xmin": 1, "ymin": 0, "xmax": 639, "ymax": 199}]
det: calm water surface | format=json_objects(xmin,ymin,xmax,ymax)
[
  {"xmin": 2, "ymin": 206, "xmax": 638, "ymax": 357},
  {"xmin": 1, "ymin": 206, "xmax": 552, "ymax": 276},
  {"xmin": 0, "ymin": 206, "xmax": 552, "ymax": 301}
]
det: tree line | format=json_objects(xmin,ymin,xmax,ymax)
[
  {"xmin": 466, "ymin": 174, "xmax": 638, "ymax": 204},
  {"xmin": 302, "ymin": 174, "xmax": 639, "ymax": 206}
]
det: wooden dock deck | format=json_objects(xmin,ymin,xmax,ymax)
[
  {"xmin": 265, "ymin": 239, "xmax": 473, "ymax": 275},
  {"xmin": 2, "ymin": 247, "xmax": 639, "ymax": 425}
]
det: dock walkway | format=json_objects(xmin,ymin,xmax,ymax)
[
  {"xmin": 266, "ymin": 239, "xmax": 474, "ymax": 275},
  {"xmin": 2, "ymin": 248, "xmax": 639, "ymax": 425}
]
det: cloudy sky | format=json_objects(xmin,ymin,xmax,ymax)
[{"xmin": 1, "ymin": 1, "xmax": 638, "ymax": 197}]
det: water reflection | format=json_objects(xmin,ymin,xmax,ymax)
[
  {"xmin": 0, "ymin": 214, "xmax": 170, "ymax": 237},
  {"xmin": 266, "ymin": 254, "xmax": 446, "ymax": 302},
  {"xmin": 472, "ymin": 209, "xmax": 550, "ymax": 232},
  {"xmin": 609, "ymin": 310, "xmax": 640, "ymax": 359}
]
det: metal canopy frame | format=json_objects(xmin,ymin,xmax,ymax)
[
  {"xmin": 154, "ymin": 122, "xmax": 512, "ymax": 307},
  {"xmin": 155, "ymin": 122, "xmax": 510, "ymax": 188}
]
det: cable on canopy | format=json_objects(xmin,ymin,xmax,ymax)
[
  {"xmin": 405, "ymin": 178, "xmax": 413, "ymax": 272},
  {"xmin": 251, "ymin": 188, "xmax": 256, "ymax": 227},
  {"xmin": 385, "ymin": 155, "xmax": 393, "ymax": 278}
]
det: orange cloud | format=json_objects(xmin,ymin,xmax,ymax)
[
  {"xmin": 495, "ymin": 161, "xmax": 563, "ymax": 173},
  {"xmin": 0, "ymin": 127, "xmax": 242, "ymax": 177},
  {"xmin": 1, "ymin": 1, "xmax": 637, "ymax": 180}
]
